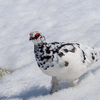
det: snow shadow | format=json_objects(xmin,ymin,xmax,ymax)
[
  {"xmin": 17, "ymin": 86, "xmax": 50, "ymax": 100},
  {"xmin": 79, "ymin": 65, "xmax": 100, "ymax": 83},
  {"xmin": 0, "ymin": 85, "xmax": 50, "ymax": 100},
  {"xmin": 20, "ymin": 86, "xmax": 49, "ymax": 99}
]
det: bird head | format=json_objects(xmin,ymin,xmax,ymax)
[{"xmin": 29, "ymin": 31, "xmax": 46, "ymax": 45}]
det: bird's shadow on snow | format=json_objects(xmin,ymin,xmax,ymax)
[
  {"xmin": 16, "ymin": 86, "xmax": 50, "ymax": 100},
  {"xmin": 0, "ymin": 85, "xmax": 50, "ymax": 100}
]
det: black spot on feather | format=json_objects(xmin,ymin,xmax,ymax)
[
  {"xmin": 82, "ymin": 50, "xmax": 86, "ymax": 63},
  {"xmin": 92, "ymin": 56, "xmax": 95, "ymax": 60},
  {"xmin": 40, "ymin": 56, "xmax": 51, "ymax": 61},
  {"xmin": 70, "ymin": 46, "xmax": 76, "ymax": 53},
  {"xmin": 64, "ymin": 49, "xmax": 68, "ymax": 53},
  {"xmin": 45, "ymin": 47, "xmax": 50, "ymax": 54},
  {"xmin": 58, "ymin": 52, "xmax": 65, "ymax": 57},
  {"xmin": 65, "ymin": 61, "xmax": 69, "ymax": 67}
]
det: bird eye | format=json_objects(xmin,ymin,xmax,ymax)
[{"xmin": 35, "ymin": 33, "xmax": 40, "ymax": 37}]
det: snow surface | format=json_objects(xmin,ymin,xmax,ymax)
[{"xmin": 0, "ymin": 0, "xmax": 100, "ymax": 100}]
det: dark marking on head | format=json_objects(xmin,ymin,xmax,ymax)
[
  {"xmin": 35, "ymin": 34, "xmax": 40, "ymax": 39},
  {"xmin": 65, "ymin": 61, "xmax": 69, "ymax": 66},
  {"xmin": 58, "ymin": 52, "xmax": 65, "ymax": 57}
]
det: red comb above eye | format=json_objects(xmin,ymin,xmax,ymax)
[{"xmin": 35, "ymin": 33, "xmax": 40, "ymax": 36}]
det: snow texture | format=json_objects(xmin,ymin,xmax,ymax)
[{"xmin": 0, "ymin": 0, "xmax": 100, "ymax": 100}]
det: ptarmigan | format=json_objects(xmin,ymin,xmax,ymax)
[{"xmin": 29, "ymin": 31, "xmax": 100, "ymax": 94}]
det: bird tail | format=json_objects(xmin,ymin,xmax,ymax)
[
  {"xmin": 86, "ymin": 47, "xmax": 100, "ymax": 64},
  {"xmin": 94, "ymin": 48, "xmax": 100, "ymax": 62}
]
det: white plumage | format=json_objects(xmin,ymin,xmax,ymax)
[{"xmin": 29, "ymin": 31, "xmax": 100, "ymax": 94}]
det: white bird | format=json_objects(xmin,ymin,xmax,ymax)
[{"xmin": 29, "ymin": 31, "xmax": 100, "ymax": 94}]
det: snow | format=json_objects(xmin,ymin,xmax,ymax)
[{"xmin": 0, "ymin": 0, "xmax": 100, "ymax": 100}]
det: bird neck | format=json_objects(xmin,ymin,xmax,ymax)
[{"xmin": 34, "ymin": 42, "xmax": 47, "ymax": 52}]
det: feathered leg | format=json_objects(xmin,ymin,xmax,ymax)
[
  {"xmin": 50, "ymin": 77, "xmax": 59, "ymax": 94},
  {"xmin": 71, "ymin": 79, "xmax": 79, "ymax": 87}
]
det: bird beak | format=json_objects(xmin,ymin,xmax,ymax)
[
  {"xmin": 29, "ymin": 37, "xmax": 32, "ymax": 41},
  {"xmin": 29, "ymin": 37, "xmax": 35, "ymax": 41}
]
